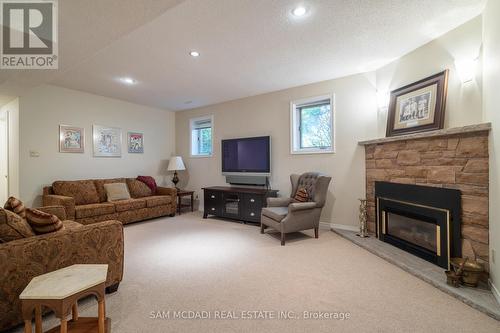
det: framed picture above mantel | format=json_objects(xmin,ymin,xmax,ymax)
[{"xmin": 386, "ymin": 70, "xmax": 449, "ymax": 137}]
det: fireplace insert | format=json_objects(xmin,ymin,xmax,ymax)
[{"xmin": 375, "ymin": 182, "xmax": 461, "ymax": 269}]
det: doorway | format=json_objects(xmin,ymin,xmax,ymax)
[{"xmin": 0, "ymin": 110, "xmax": 8, "ymax": 203}]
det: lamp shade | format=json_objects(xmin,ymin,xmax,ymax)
[{"xmin": 167, "ymin": 156, "xmax": 186, "ymax": 171}]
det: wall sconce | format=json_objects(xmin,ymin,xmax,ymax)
[
  {"xmin": 376, "ymin": 90, "xmax": 390, "ymax": 111},
  {"xmin": 455, "ymin": 58, "xmax": 478, "ymax": 84}
]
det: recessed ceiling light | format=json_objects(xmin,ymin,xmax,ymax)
[
  {"xmin": 292, "ymin": 6, "xmax": 307, "ymax": 17},
  {"xmin": 189, "ymin": 51, "xmax": 200, "ymax": 57},
  {"xmin": 120, "ymin": 77, "xmax": 137, "ymax": 85}
]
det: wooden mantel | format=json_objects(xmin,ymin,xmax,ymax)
[{"xmin": 358, "ymin": 123, "xmax": 491, "ymax": 146}]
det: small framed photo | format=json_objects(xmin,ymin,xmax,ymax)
[
  {"xmin": 128, "ymin": 132, "xmax": 144, "ymax": 153},
  {"xmin": 59, "ymin": 125, "xmax": 84, "ymax": 153},
  {"xmin": 93, "ymin": 125, "xmax": 122, "ymax": 157},
  {"xmin": 386, "ymin": 70, "xmax": 449, "ymax": 137}
]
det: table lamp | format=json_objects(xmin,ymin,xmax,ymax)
[{"xmin": 167, "ymin": 156, "xmax": 186, "ymax": 189}]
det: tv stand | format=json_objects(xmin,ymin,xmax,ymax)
[{"xmin": 202, "ymin": 186, "xmax": 278, "ymax": 223}]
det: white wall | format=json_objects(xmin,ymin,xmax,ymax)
[
  {"xmin": 482, "ymin": 0, "xmax": 500, "ymax": 301},
  {"xmin": 0, "ymin": 111, "xmax": 8, "ymax": 203},
  {"xmin": 175, "ymin": 73, "xmax": 378, "ymax": 227},
  {"xmin": 0, "ymin": 98, "xmax": 20, "ymax": 198},
  {"xmin": 174, "ymin": 16, "xmax": 485, "ymax": 229},
  {"xmin": 19, "ymin": 85, "xmax": 176, "ymax": 207},
  {"xmin": 376, "ymin": 16, "xmax": 483, "ymax": 136}
]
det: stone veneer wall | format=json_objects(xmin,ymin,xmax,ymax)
[{"xmin": 364, "ymin": 130, "xmax": 489, "ymax": 267}]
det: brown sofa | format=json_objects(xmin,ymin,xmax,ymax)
[
  {"xmin": 42, "ymin": 178, "xmax": 177, "ymax": 225},
  {"xmin": 0, "ymin": 206, "xmax": 124, "ymax": 331}
]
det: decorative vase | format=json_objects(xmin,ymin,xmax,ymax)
[
  {"xmin": 357, "ymin": 199, "xmax": 369, "ymax": 238},
  {"xmin": 451, "ymin": 257, "xmax": 484, "ymax": 288}
]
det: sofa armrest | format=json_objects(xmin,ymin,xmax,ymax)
[
  {"xmin": 43, "ymin": 194, "xmax": 75, "ymax": 219},
  {"xmin": 267, "ymin": 197, "xmax": 292, "ymax": 207},
  {"xmin": 156, "ymin": 186, "xmax": 177, "ymax": 196},
  {"xmin": 289, "ymin": 202, "xmax": 317, "ymax": 212},
  {"xmin": 36, "ymin": 205, "xmax": 67, "ymax": 220}
]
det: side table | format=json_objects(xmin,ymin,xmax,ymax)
[
  {"xmin": 176, "ymin": 189, "xmax": 194, "ymax": 215},
  {"xmin": 20, "ymin": 264, "xmax": 110, "ymax": 333}
]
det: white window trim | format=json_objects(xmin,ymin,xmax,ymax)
[
  {"xmin": 190, "ymin": 115, "xmax": 214, "ymax": 158},
  {"xmin": 290, "ymin": 93, "xmax": 335, "ymax": 155}
]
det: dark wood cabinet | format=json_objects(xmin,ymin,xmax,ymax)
[{"xmin": 202, "ymin": 186, "xmax": 278, "ymax": 223}]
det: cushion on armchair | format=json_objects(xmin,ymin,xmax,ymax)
[
  {"xmin": 0, "ymin": 208, "xmax": 35, "ymax": 242},
  {"xmin": 293, "ymin": 187, "xmax": 309, "ymax": 202},
  {"xmin": 4, "ymin": 197, "xmax": 26, "ymax": 218},
  {"xmin": 26, "ymin": 208, "xmax": 64, "ymax": 234},
  {"xmin": 262, "ymin": 207, "xmax": 288, "ymax": 222}
]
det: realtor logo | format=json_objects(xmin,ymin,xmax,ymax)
[{"xmin": 1, "ymin": 0, "xmax": 58, "ymax": 69}]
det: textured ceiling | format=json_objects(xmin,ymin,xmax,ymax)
[
  {"xmin": 0, "ymin": 0, "xmax": 486, "ymax": 110},
  {"xmin": 0, "ymin": 0, "xmax": 184, "ymax": 105}
]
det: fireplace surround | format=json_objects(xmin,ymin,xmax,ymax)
[
  {"xmin": 360, "ymin": 123, "xmax": 490, "ymax": 267},
  {"xmin": 375, "ymin": 181, "xmax": 461, "ymax": 269}
]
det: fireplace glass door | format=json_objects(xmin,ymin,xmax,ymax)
[
  {"xmin": 375, "ymin": 182, "xmax": 460, "ymax": 269},
  {"xmin": 386, "ymin": 213, "xmax": 437, "ymax": 253}
]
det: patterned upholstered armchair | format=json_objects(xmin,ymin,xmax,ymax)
[{"xmin": 260, "ymin": 172, "xmax": 331, "ymax": 245}]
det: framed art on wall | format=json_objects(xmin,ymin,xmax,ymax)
[
  {"xmin": 128, "ymin": 132, "xmax": 144, "ymax": 153},
  {"xmin": 59, "ymin": 125, "xmax": 84, "ymax": 153},
  {"xmin": 386, "ymin": 70, "xmax": 449, "ymax": 137},
  {"xmin": 93, "ymin": 125, "xmax": 122, "ymax": 157}
]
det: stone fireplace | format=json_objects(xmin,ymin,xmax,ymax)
[{"xmin": 359, "ymin": 123, "xmax": 490, "ymax": 269}]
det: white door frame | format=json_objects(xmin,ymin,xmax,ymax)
[{"xmin": 0, "ymin": 109, "xmax": 9, "ymax": 200}]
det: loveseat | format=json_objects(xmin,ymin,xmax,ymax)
[
  {"xmin": 0, "ymin": 206, "xmax": 124, "ymax": 331},
  {"xmin": 42, "ymin": 178, "xmax": 177, "ymax": 225}
]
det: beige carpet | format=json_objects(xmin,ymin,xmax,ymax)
[{"xmin": 10, "ymin": 212, "xmax": 500, "ymax": 332}]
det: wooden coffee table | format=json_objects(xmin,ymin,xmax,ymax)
[
  {"xmin": 20, "ymin": 264, "xmax": 110, "ymax": 333},
  {"xmin": 176, "ymin": 189, "xmax": 194, "ymax": 215}
]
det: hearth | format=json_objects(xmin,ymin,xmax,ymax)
[{"xmin": 375, "ymin": 182, "xmax": 461, "ymax": 269}]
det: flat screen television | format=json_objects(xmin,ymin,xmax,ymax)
[{"xmin": 221, "ymin": 136, "xmax": 271, "ymax": 176}]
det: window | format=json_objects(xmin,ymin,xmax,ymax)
[
  {"xmin": 190, "ymin": 115, "xmax": 213, "ymax": 157},
  {"xmin": 290, "ymin": 94, "xmax": 334, "ymax": 154}
]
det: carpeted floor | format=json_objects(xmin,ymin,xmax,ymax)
[{"xmin": 10, "ymin": 212, "xmax": 500, "ymax": 332}]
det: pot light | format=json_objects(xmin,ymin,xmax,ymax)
[
  {"xmin": 120, "ymin": 77, "xmax": 137, "ymax": 85},
  {"xmin": 189, "ymin": 51, "xmax": 200, "ymax": 57},
  {"xmin": 292, "ymin": 6, "xmax": 307, "ymax": 17}
]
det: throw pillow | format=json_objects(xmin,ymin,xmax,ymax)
[
  {"xmin": 94, "ymin": 178, "xmax": 126, "ymax": 202},
  {"xmin": 137, "ymin": 176, "xmax": 157, "ymax": 193},
  {"xmin": 26, "ymin": 208, "xmax": 64, "ymax": 235},
  {"xmin": 293, "ymin": 187, "xmax": 309, "ymax": 202},
  {"xmin": 0, "ymin": 208, "xmax": 35, "ymax": 243},
  {"xmin": 4, "ymin": 196, "xmax": 26, "ymax": 218},
  {"xmin": 126, "ymin": 178, "xmax": 153, "ymax": 198},
  {"xmin": 104, "ymin": 183, "xmax": 131, "ymax": 201}
]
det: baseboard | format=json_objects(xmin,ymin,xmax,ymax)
[
  {"xmin": 489, "ymin": 279, "xmax": 500, "ymax": 306},
  {"xmin": 330, "ymin": 223, "xmax": 358, "ymax": 232},
  {"xmin": 319, "ymin": 222, "xmax": 331, "ymax": 230}
]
